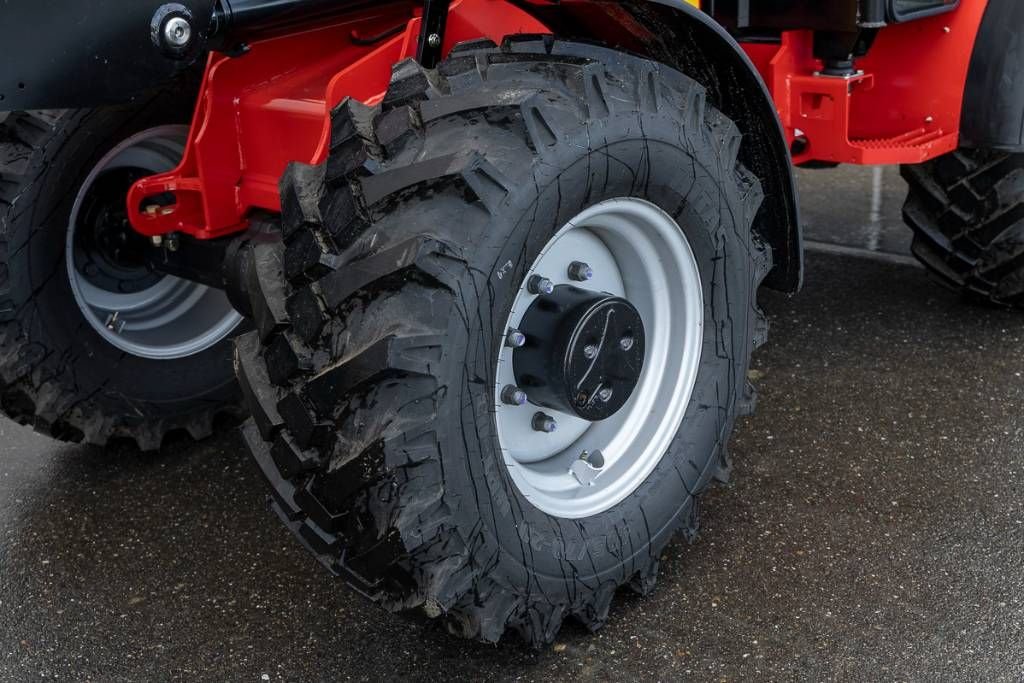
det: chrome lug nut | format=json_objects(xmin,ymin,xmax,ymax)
[
  {"xmin": 501, "ymin": 385, "xmax": 528, "ymax": 406},
  {"xmin": 527, "ymin": 275, "xmax": 555, "ymax": 295},
  {"xmin": 619, "ymin": 335, "xmax": 635, "ymax": 351},
  {"xmin": 583, "ymin": 344, "xmax": 599, "ymax": 359},
  {"xmin": 568, "ymin": 261, "xmax": 593, "ymax": 282},
  {"xmin": 532, "ymin": 412, "xmax": 557, "ymax": 433},
  {"xmin": 505, "ymin": 329, "xmax": 526, "ymax": 348}
]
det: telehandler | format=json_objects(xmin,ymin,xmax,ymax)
[{"xmin": 1, "ymin": 0, "xmax": 1019, "ymax": 645}]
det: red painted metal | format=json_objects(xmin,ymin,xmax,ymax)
[
  {"xmin": 129, "ymin": 0, "xmax": 990, "ymax": 239},
  {"xmin": 128, "ymin": 0, "xmax": 548, "ymax": 240},
  {"xmin": 744, "ymin": 0, "xmax": 988, "ymax": 165}
]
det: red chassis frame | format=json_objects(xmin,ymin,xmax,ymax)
[{"xmin": 127, "ymin": 0, "xmax": 989, "ymax": 242}]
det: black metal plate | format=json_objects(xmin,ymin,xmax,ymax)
[{"xmin": 0, "ymin": 0, "xmax": 215, "ymax": 111}]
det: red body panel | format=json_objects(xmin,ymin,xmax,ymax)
[
  {"xmin": 128, "ymin": 0, "xmax": 548, "ymax": 239},
  {"xmin": 127, "ymin": 0, "xmax": 988, "ymax": 240},
  {"xmin": 743, "ymin": 0, "xmax": 987, "ymax": 165}
]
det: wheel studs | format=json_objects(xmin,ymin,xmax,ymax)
[
  {"xmin": 528, "ymin": 275, "xmax": 555, "ymax": 295},
  {"xmin": 532, "ymin": 412, "xmax": 557, "ymax": 433},
  {"xmin": 568, "ymin": 261, "xmax": 593, "ymax": 282},
  {"xmin": 505, "ymin": 329, "xmax": 526, "ymax": 348},
  {"xmin": 501, "ymin": 385, "xmax": 528, "ymax": 406}
]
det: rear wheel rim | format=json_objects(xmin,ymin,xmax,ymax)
[
  {"xmin": 66, "ymin": 126, "xmax": 243, "ymax": 360},
  {"xmin": 494, "ymin": 198, "xmax": 704, "ymax": 519}
]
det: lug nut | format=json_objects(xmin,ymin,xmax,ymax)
[
  {"xmin": 532, "ymin": 412, "xmax": 557, "ymax": 433},
  {"xmin": 527, "ymin": 275, "xmax": 555, "ymax": 295},
  {"xmin": 583, "ymin": 344, "xmax": 598, "ymax": 359},
  {"xmin": 501, "ymin": 385, "xmax": 528, "ymax": 406},
  {"xmin": 505, "ymin": 329, "xmax": 526, "ymax": 348},
  {"xmin": 619, "ymin": 335, "xmax": 635, "ymax": 351},
  {"xmin": 597, "ymin": 387, "xmax": 613, "ymax": 403},
  {"xmin": 568, "ymin": 261, "xmax": 593, "ymax": 282}
]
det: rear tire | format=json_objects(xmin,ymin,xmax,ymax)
[
  {"xmin": 0, "ymin": 100, "xmax": 245, "ymax": 450},
  {"xmin": 237, "ymin": 38, "xmax": 770, "ymax": 646},
  {"xmin": 902, "ymin": 148, "xmax": 1024, "ymax": 307}
]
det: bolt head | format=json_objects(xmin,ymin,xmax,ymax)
[
  {"xmin": 506, "ymin": 329, "xmax": 527, "ymax": 348},
  {"xmin": 163, "ymin": 16, "xmax": 192, "ymax": 47},
  {"xmin": 427, "ymin": 33, "xmax": 442, "ymax": 48},
  {"xmin": 528, "ymin": 275, "xmax": 555, "ymax": 296},
  {"xmin": 619, "ymin": 335, "xmax": 635, "ymax": 351},
  {"xmin": 583, "ymin": 344, "xmax": 598, "ymax": 360},
  {"xmin": 501, "ymin": 385, "xmax": 528, "ymax": 406},
  {"xmin": 597, "ymin": 387, "xmax": 613, "ymax": 403},
  {"xmin": 568, "ymin": 261, "xmax": 593, "ymax": 282},
  {"xmin": 532, "ymin": 412, "xmax": 557, "ymax": 433}
]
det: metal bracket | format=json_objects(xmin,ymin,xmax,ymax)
[{"xmin": 416, "ymin": 0, "xmax": 450, "ymax": 68}]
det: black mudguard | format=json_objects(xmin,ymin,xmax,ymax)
[
  {"xmin": 960, "ymin": 0, "xmax": 1024, "ymax": 152},
  {"xmin": 0, "ymin": 0, "xmax": 216, "ymax": 111}
]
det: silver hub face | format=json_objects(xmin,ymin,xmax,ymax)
[
  {"xmin": 66, "ymin": 126, "xmax": 243, "ymax": 360},
  {"xmin": 495, "ymin": 198, "xmax": 704, "ymax": 519}
]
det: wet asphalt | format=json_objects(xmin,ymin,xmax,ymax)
[{"xmin": 2, "ymin": 166, "xmax": 1024, "ymax": 681}]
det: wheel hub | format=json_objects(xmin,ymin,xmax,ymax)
[
  {"xmin": 514, "ymin": 285, "xmax": 645, "ymax": 421},
  {"xmin": 66, "ymin": 126, "xmax": 243, "ymax": 360},
  {"xmin": 74, "ymin": 167, "xmax": 161, "ymax": 294}
]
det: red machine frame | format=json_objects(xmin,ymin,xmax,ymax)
[{"xmin": 127, "ymin": 0, "xmax": 989, "ymax": 241}]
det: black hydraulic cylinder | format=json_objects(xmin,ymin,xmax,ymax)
[{"xmin": 211, "ymin": 0, "xmax": 397, "ymax": 43}]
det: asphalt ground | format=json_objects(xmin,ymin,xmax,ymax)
[{"xmin": 2, "ymin": 166, "xmax": 1024, "ymax": 681}]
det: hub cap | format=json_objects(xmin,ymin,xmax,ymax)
[
  {"xmin": 513, "ymin": 285, "xmax": 646, "ymax": 421},
  {"xmin": 66, "ymin": 126, "xmax": 243, "ymax": 360},
  {"xmin": 495, "ymin": 198, "xmax": 704, "ymax": 518}
]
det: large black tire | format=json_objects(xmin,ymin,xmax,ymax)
[
  {"xmin": 902, "ymin": 148, "xmax": 1024, "ymax": 307},
  {"xmin": 0, "ymin": 102, "xmax": 244, "ymax": 450},
  {"xmin": 236, "ymin": 37, "xmax": 771, "ymax": 646}
]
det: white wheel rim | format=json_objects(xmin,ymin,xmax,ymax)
[
  {"xmin": 495, "ymin": 198, "xmax": 704, "ymax": 519},
  {"xmin": 66, "ymin": 126, "xmax": 243, "ymax": 360}
]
